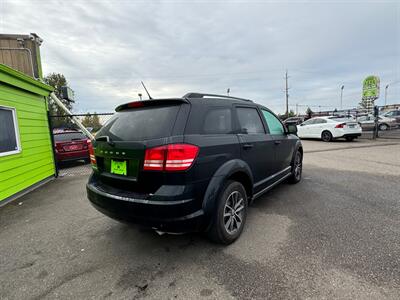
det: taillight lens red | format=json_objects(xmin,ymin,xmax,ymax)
[
  {"xmin": 335, "ymin": 123, "xmax": 345, "ymax": 128},
  {"xmin": 87, "ymin": 140, "xmax": 97, "ymax": 165},
  {"xmin": 143, "ymin": 144, "xmax": 199, "ymax": 171},
  {"xmin": 143, "ymin": 146, "xmax": 166, "ymax": 170},
  {"xmin": 165, "ymin": 144, "xmax": 199, "ymax": 171}
]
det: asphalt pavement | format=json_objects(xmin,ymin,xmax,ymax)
[{"xmin": 0, "ymin": 140, "xmax": 399, "ymax": 299}]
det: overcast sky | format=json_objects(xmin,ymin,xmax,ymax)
[{"xmin": 1, "ymin": 0, "xmax": 399, "ymax": 113}]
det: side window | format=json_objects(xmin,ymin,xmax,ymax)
[
  {"xmin": 0, "ymin": 106, "xmax": 21, "ymax": 156},
  {"xmin": 236, "ymin": 107, "xmax": 265, "ymax": 134},
  {"xmin": 313, "ymin": 119, "xmax": 327, "ymax": 124},
  {"xmin": 262, "ymin": 110, "xmax": 285, "ymax": 135},
  {"xmin": 302, "ymin": 119, "xmax": 315, "ymax": 126},
  {"xmin": 203, "ymin": 108, "xmax": 232, "ymax": 134}
]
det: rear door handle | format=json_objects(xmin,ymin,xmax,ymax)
[
  {"xmin": 274, "ymin": 140, "xmax": 281, "ymax": 145},
  {"xmin": 242, "ymin": 143, "xmax": 254, "ymax": 149}
]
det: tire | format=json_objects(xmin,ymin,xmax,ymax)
[
  {"xmin": 379, "ymin": 123, "xmax": 389, "ymax": 131},
  {"xmin": 207, "ymin": 180, "xmax": 248, "ymax": 244},
  {"xmin": 345, "ymin": 136, "xmax": 355, "ymax": 142},
  {"xmin": 289, "ymin": 150, "xmax": 302, "ymax": 184},
  {"xmin": 321, "ymin": 130, "xmax": 333, "ymax": 142}
]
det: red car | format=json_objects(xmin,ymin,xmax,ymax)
[{"xmin": 53, "ymin": 129, "xmax": 90, "ymax": 163}]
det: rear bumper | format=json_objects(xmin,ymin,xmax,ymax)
[
  {"xmin": 56, "ymin": 150, "xmax": 89, "ymax": 162},
  {"xmin": 86, "ymin": 174, "xmax": 207, "ymax": 232},
  {"xmin": 332, "ymin": 128, "xmax": 362, "ymax": 138},
  {"xmin": 341, "ymin": 133, "xmax": 361, "ymax": 138}
]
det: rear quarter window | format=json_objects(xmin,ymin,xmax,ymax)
[
  {"xmin": 97, "ymin": 105, "xmax": 180, "ymax": 141},
  {"xmin": 203, "ymin": 108, "xmax": 232, "ymax": 134}
]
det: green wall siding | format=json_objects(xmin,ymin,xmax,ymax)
[{"xmin": 0, "ymin": 83, "xmax": 55, "ymax": 202}]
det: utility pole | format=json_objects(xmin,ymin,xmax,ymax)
[
  {"xmin": 285, "ymin": 70, "xmax": 289, "ymax": 117},
  {"xmin": 227, "ymin": 88, "xmax": 230, "ymax": 96},
  {"xmin": 296, "ymin": 103, "xmax": 299, "ymax": 116},
  {"xmin": 385, "ymin": 84, "xmax": 389, "ymax": 106},
  {"xmin": 340, "ymin": 85, "xmax": 344, "ymax": 110}
]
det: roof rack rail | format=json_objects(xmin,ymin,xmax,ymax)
[{"xmin": 183, "ymin": 93, "xmax": 253, "ymax": 102}]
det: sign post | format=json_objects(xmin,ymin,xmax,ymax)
[{"xmin": 362, "ymin": 75, "xmax": 380, "ymax": 139}]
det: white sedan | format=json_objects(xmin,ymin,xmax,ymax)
[{"xmin": 297, "ymin": 117, "xmax": 362, "ymax": 142}]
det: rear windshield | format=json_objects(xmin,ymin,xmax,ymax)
[
  {"xmin": 97, "ymin": 105, "xmax": 180, "ymax": 141},
  {"xmin": 54, "ymin": 132, "xmax": 87, "ymax": 141}
]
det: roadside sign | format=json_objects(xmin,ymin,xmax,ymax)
[{"xmin": 362, "ymin": 76, "xmax": 380, "ymax": 100}]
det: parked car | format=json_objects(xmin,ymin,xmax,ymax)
[
  {"xmin": 296, "ymin": 116, "xmax": 362, "ymax": 142},
  {"xmin": 381, "ymin": 110, "xmax": 400, "ymax": 125},
  {"xmin": 53, "ymin": 129, "xmax": 90, "ymax": 163},
  {"xmin": 86, "ymin": 93, "xmax": 303, "ymax": 244},
  {"xmin": 357, "ymin": 115, "xmax": 398, "ymax": 131},
  {"xmin": 283, "ymin": 116, "xmax": 304, "ymax": 126},
  {"xmin": 382, "ymin": 109, "xmax": 400, "ymax": 118}
]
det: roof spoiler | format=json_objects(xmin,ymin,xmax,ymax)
[{"xmin": 115, "ymin": 98, "xmax": 188, "ymax": 112}]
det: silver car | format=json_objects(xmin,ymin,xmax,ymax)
[{"xmin": 357, "ymin": 115, "xmax": 398, "ymax": 131}]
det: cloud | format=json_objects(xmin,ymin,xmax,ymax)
[{"xmin": 1, "ymin": 0, "xmax": 399, "ymax": 113}]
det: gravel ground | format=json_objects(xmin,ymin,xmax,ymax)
[{"xmin": 0, "ymin": 140, "xmax": 399, "ymax": 299}]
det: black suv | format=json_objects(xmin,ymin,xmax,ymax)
[{"xmin": 86, "ymin": 93, "xmax": 303, "ymax": 244}]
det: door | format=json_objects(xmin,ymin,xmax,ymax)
[
  {"xmin": 261, "ymin": 109, "xmax": 293, "ymax": 173},
  {"xmin": 297, "ymin": 118, "xmax": 315, "ymax": 138},
  {"xmin": 358, "ymin": 116, "xmax": 374, "ymax": 131},
  {"xmin": 235, "ymin": 106, "xmax": 276, "ymax": 192},
  {"xmin": 309, "ymin": 118, "xmax": 328, "ymax": 138}
]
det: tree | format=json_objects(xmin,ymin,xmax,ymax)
[
  {"xmin": 44, "ymin": 73, "xmax": 73, "ymax": 116},
  {"xmin": 288, "ymin": 109, "xmax": 295, "ymax": 117},
  {"xmin": 306, "ymin": 107, "xmax": 313, "ymax": 119},
  {"xmin": 81, "ymin": 112, "xmax": 102, "ymax": 132},
  {"xmin": 44, "ymin": 73, "xmax": 74, "ymax": 128}
]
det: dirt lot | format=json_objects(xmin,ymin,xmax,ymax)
[{"xmin": 0, "ymin": 139, "xmax": 399, "ymax": 299}]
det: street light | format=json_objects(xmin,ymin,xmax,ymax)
[
  {"xmin": 385, "ymin": 84, "xmax": 389, "ymax": 106},
  {"xmin": 340, "ymin": 85, "xmax": 344, "ymax": 110}
]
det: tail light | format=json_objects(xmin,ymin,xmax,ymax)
[
  {"xmin": 55, "ymin": 144, "xmax": 64, "ymax": 153},
  {"xmin": 87, "ymin": 140, "xmax": 97, "ymax": 166},
  {"xmin": 143, "ymin": 146, "xmax": 165, "ymax": 170},
  {"xmin": 335, "ymin": 123, "xmax": 346, "ymax": 128},
  {"xmin": 144, "ymin": 144, "xmax": 199, "ymax": 171}
]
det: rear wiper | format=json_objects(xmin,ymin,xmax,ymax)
[{"xmin": 95, "ymin": 135, "xmax": 115, "ymax": 146}]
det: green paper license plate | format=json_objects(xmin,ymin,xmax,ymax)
[{"xmin": 110, "ymin": 160, "xmax": 127, "ymax": 176}]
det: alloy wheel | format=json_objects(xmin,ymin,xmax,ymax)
[
  {"xmin": 294, "ymin": 152, "xmax": 302, "ymax": 180},
  {"xmin": 223, "ymin": 191, "xmax": 245, "ymax": 235}
]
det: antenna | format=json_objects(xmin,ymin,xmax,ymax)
[{"xmin": 141, "ymin": 81, "xmax": 153, "ymax": 100}]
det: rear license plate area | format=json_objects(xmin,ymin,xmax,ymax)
[
  {"xmin": 111, "ymin": 160, "xmax": 127, "ymax": 176},
  {"xmin": 104, "ymin": 158, "xmax": 139, "ymax": 179},
  {"xmin": 64, "ymin": 144, "xmax": 82, "ymax": 151}
]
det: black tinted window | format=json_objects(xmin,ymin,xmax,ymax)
[
  {"xmin": 54, "ymin": 132, "xmax": 87, "ymax": 142},
  {"xmin": 0, "ymin": 108, "xmax": 18, "ymax": 154},
  {"xmin": 97, "ymin": 105, "xmax": 180, "ymax": 141},
  {"xmin": 237, "ymin": 107, "xmax": 265, "ymax": 134},
  {"xmin": 203, "ymin": 108, "xmax": 232, "ymax": 134}
]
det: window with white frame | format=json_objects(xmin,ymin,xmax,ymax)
[{"xmin": 0, "ymin": 106, "xmax": 22, "ymax": 156}]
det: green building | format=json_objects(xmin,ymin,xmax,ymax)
[{"xmin": 0, "ymin": 64, "xmax": 55, "ymax": 204}]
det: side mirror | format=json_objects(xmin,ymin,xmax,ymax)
[{"xmin": 287, "ymin": 124, "xmax": 298, "ymax": 135}]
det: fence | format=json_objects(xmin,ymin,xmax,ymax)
[
  {"xmin": 48, "ymin": 107, "xmax": 400, "ymax": 177},
  {"xmin": 306, "ymin": 106, "xmax": 400, "ymax": 140},
  {"xmin": 48, "ymin": 113, "xmax": 114, "ymax": 177}
]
